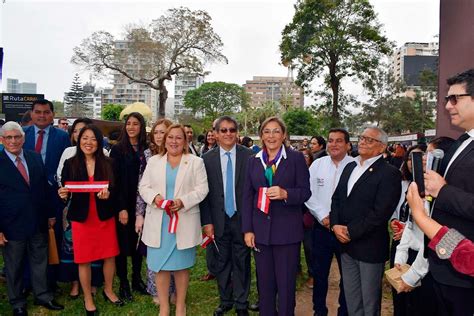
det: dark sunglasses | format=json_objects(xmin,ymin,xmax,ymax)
[
  {"xmin": 444, "ymin": 93, "xmax": 471, "ymax": 105},
  {"xmin": 219, "ymin": 128, "xmax": 237, "ymax": 134}
]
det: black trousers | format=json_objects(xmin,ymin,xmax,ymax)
[
  {"xmin": 432, "ymin": 279, "xmax": 474, "ymax": 316},
  {"xmin": 3, "ymin": 233, "xmax": 53, "ymax": 309},
  {"xmin": 212, "ymin": 215, "xmax": 251, "ymax": 310}
]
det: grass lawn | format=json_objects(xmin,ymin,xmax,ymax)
[{"xmin": 0, "ymin": 247, "xmax": 310, "ymax": 315}]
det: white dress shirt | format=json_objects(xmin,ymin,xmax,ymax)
[
  {"xmin": 255, "ymin": 145, "xmax": 287, "ymax": 170},
  {"xmin": 305, "ymin": 154, "xmax": 355, "ymax": 223},
  {"xmin": 347, "ymin": 154, "xmax": 382, "ymax": 196},
  {"xmin": 220, "ymin": 145, "xmax": 237, "ymax": 211}
]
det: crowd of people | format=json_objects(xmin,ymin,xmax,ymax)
[{"xmin": 0, "ymin": 68, "xmax": 474, "ymax": 316}]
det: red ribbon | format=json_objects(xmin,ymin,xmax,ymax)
[
  {"xmin": 257, "ymin": 187, "xmax": 270, "ymax": 214},
  {"xmin": 158, "ymin": 199, "xmax": 178, "ymax": 234}
]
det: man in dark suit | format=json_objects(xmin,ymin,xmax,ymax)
[
  {"xmin": 201, "ymin": 116, "xmax": 253, "ymax": 316},
  {"xmin": 424, "ymin": 69, "xmax": 474, "ymax": 315},
  {"xmin": 0, "ymin": 121, "xmax": 64, "ymax": 315},
  {"xmin": 330, "ymin": 127, "xmax": 401, "ymax": 316},
  {"xmin": 22, "ymin": 99, "xmax": 70, "ymax": 290},
  {"xmin": 184, "ymin": 124, "xmax": 199, "ymax": 155}
]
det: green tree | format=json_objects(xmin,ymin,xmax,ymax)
[
  {"xmin": 72, "ymin": 7, "xmax": 227, "ymax": 118},
  {"xmin": 280, "ymin": 0, "xmax": 392, "ymax": 126},
  {"xmin": 52, "ymin": 101, "xmax": 65, "ymax": 117},
  {"xmin": 64, "ymin": 73, "xmax": 92, "ymax": 117},
  {"xmin": 102, "ymin": 103, "xmax": 125, "ymax": 121},
  {"xmin": 184, "ymin": 82, "xmax": 249, "ymax": 121},
  {"xmin": 283, "ymin": 108, "xmax": 319, "ymax": 136},
  {"xmin": 237, "ymin": 101, "xmax": 280, "ymax": 136}
]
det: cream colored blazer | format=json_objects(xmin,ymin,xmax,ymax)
[{"xmin": 139, "ymin": 153, "xmax": 209, "ymax": 250}]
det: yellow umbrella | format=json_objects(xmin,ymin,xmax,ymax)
[{"xmin": 119, "ymin": 102, "xmax": 153, "ymax": 121}]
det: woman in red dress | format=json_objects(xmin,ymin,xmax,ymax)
[{"xmin": 59, "ymin": 124, "xmax": 122, "ymax": 315}]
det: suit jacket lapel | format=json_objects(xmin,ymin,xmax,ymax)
[
  {"xmin": 273, "ymin": 155, "xmax": 288, "ymax": 185},
  {"xmin": 174, "ymin": 154, "xmax": 190, "ymax": 196},
  {"xmin": 235, "ymin": 146, "xmax": 245, "ymax": 187},
  {"xmin": 2, "ymin": 150, "xmax": 30, "ymax": 188},
  {"xmin": 340, "ymin": 161, "xmax": 356, "ymax": 203},
  {"xmin": 445, "ymin": 141, "xmax": 474, "ymax": 179},
  {"xmin": 212, "ymin": 149, "xmax": 224, "ymax": 192},
  {"xmin": 348, "ymin": 157, "xmax": 383, "ymax": 198}
]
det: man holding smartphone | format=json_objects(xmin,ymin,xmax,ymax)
[{"xmin": 424, "ymin": 69, "xmax": 474, "ymax": 315}]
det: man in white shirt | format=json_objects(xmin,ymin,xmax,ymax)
[{"xmin": 306, "ymin": 128, "xmax": 354, "ymax": 316}]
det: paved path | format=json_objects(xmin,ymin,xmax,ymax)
[{"xmin": 295, "ymin": 259, "xmax": 393, "ymax": 316}]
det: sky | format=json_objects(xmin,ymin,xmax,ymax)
[{"xmin": 0, "ymin": 0, "xmax": 440, "ymax": 104}]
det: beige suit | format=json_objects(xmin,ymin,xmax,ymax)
[{"xmin": 139, "ymin": 153, "xmax": 209, "ymax": 250}]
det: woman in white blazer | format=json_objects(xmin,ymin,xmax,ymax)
[{"xmin": 139, "ymin": 124, "xmax": 208, "ymax": 316}]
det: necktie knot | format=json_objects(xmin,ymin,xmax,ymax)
[
  {"xmin": 38, "ymin": 130, "xmax": 44, "ymax": 135},
  {"xmin": 225, "ymin": 152, "xmax": 231, "ymax": 158}
]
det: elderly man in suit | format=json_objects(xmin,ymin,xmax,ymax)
[
  {"xmin": 330, "ymin": 127, "xmax": 401, "ymax": 316},
  {"xmin": 0, "ymin": 121, "xmax": 64, "ymax": 316},
  {"xmin": 200, "ymin": 116, "xmax": 253, "ymax": 316},
  {"xmin": 423, "ymin": 69, "xmax": 474, "ymax": 315}
]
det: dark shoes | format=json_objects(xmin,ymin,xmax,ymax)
[
  {"xmin": 200, "ymin": 272, "xmax": 216, "ymax": 281},
  {"xmin": 102, "ymin": 290, "xmax": 125, "ymax": 307},
  {"xmin": 131, "ymin": 279, "xmax": 148, "ymax": 295},
  {"xmin": 119, "ymin": 284, "xmax": 133, "ymax": 301},
  {"xmin": 214, "ymin": 305, "xmax": 233, "ymax": 316},
  {"xmin": 84, "ymin": 302, "xmax": 97, "ymax": 316},
  {"xmin": 236, "ymin": 309, "xmax": 249, "ymax": 316},
  {"xmin": 13, "ymin": 307, "xmax": 27, "ymax": 316},
  {"xmin": 34, "ymin": 299, "xmax": 64, "ymax": 311},
  {"xmin": 248, "ymin": 301, "xmax": 259, "ymax": 312}
]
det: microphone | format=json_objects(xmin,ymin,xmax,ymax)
[{"xmin": 426, "ymin": 149, "xmax": 444, "ymax": 173}]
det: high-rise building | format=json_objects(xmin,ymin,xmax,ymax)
[
  {"xmin": 83, "ymin": 83, "xmax": 102, "ymax": 119},
  {"xmin": 174, "ymin": 72, "xmax": 204, "ymax": 118},
  {"xmin": 101, "ymin": 40, "xmax": 159, "ymax": 120},
  {"xmin": 243, "ymin": 76, "xmax": 304, "ymax": 108},
  {"xmin": 392, "ymin": 42, "xmax": 438, "ymax": 85},
  {"xmin": 6, "ymin": 78, "xmax": 37, "ymax": 94}
]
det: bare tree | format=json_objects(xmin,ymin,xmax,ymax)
[{"xmin": 72, "ymin": 7, "xmax": 228, "ymax": 118}]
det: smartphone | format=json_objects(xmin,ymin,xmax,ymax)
[{"xmin": 411, "ymin": 151, "xmax": 425, "ymax": 198}]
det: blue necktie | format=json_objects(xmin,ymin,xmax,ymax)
[{"xmin": 225, "ymin": 152, "xmax": 235, "ymax": 218}]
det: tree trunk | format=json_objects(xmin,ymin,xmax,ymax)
[
  {"xmin": 158, "ymin": 78, "xmax": 168, "ymax": 119},
  {"xmin": 329, "ymin": 59, "xmax": 340, "ymax": 127}
]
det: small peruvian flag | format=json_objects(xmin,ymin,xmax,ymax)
[
  {"xmin": 65, "ymin": 181, "xmax": 109, "ymax": 193},
  {"xmin": 157, "ymin": 200, "xmax": 178, "ymax": 234},
  {"xmin": 257, "ymin": 187, "xmax": 270, "ymax": 214},
  {"xmin": 201, "ymin": 233, "xmax": 213, "ymax": 249}
]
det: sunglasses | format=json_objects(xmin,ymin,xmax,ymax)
[
  {"xmin": 444, "ymin": 93, "xmax": 471, "ymax": 105},
  {"xmin": 219, "ymin": 128, "xmax": 237, "ymax": 134}
]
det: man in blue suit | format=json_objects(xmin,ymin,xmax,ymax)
[
  {"xmin": 0, "ymin": 121, "xmax": 64, "ymax": 315},
  {"xmin": 23, "ymin": 99, "xmax": 70, "ymax": 290}
]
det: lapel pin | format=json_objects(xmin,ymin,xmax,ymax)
[
  {"xmin": 184, "ymin": 161, "xmax": 188, "ymax": 164},
  {"xmin": 369, "ymin": 168, "xmax": 373, "ymax": 172}
]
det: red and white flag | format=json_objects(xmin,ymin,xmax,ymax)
[
  {"xmin": 157, "ymin": 200, "xmax": 178, "ymax": 234},
  {"xmin": 64, "ymin": 181, "xmax": 109, "ymax": 193},
  {"xmin": 257, "ymin": 187, "xmax": 270, "ymax": 214},
  {"xmin": 201, "ymin": 233, "xmax": 213, "ymax": 248}
]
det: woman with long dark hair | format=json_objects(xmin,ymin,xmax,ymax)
[
  {"xmin": 59, "ymin": 125, "xmax": 122, "ymax": 315},
  {"xmin": 56, "ymin": 117, "xmax": 105, "ymax": 298},
  {"xmin": 200, "ymin": 129, "xmax": 217, "ymax": 156},
  {"xmin": 110, "ymin": 112, "xmax": 148, "ymax": 301}
]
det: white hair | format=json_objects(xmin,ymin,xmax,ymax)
[
  {"xmin": 365, "ymin": 126, "xmax": 388, "ymax": 145},
  {"xmin": 2, "ymin": 121, "xmax": 25, "ymax": 136}
]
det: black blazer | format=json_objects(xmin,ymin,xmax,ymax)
[
  {"xmin": 61, "ymin": 158, "xmax": 116, "ymax": 222},
  {"xmin": 200, "ymin": 145, "xmax": 253, "ymax": 238},
  {"xmin": 330, "ymin": 157, "xmax": 401, "ymax": 263},
  {"xmin": 429, "ymin": 141, "xmax": 474, "ymax": 288},
  {"xmin": 0, "ymin": 150, "xmax": 53, "ymax": 240}
]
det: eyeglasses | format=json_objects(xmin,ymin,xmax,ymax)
[
  {"xmin": 3, "ymin": 135, "xmax": 23, "ymax": 141},
  {"xmin": 219, "ymin": 128, "xmax": 237, "ymax": 134},
  {"xmin": 262, "ymin": 129, "xmax": 282, "ymax": 135},
  {"xmin": 358, "ymin": 135, "xmax": 382, "ymax": 144},
  {"xmin": 445, "ymin": 94, "xmax": 471, "ymax": 105}
]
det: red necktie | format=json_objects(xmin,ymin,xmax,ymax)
[
  {"xmin": 16, "ymin": 156, "xmax": 29, "ymax": 185},
  {"xmin": 35, "ymin": 130, "xmax": 44, "ymax": 154}
]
